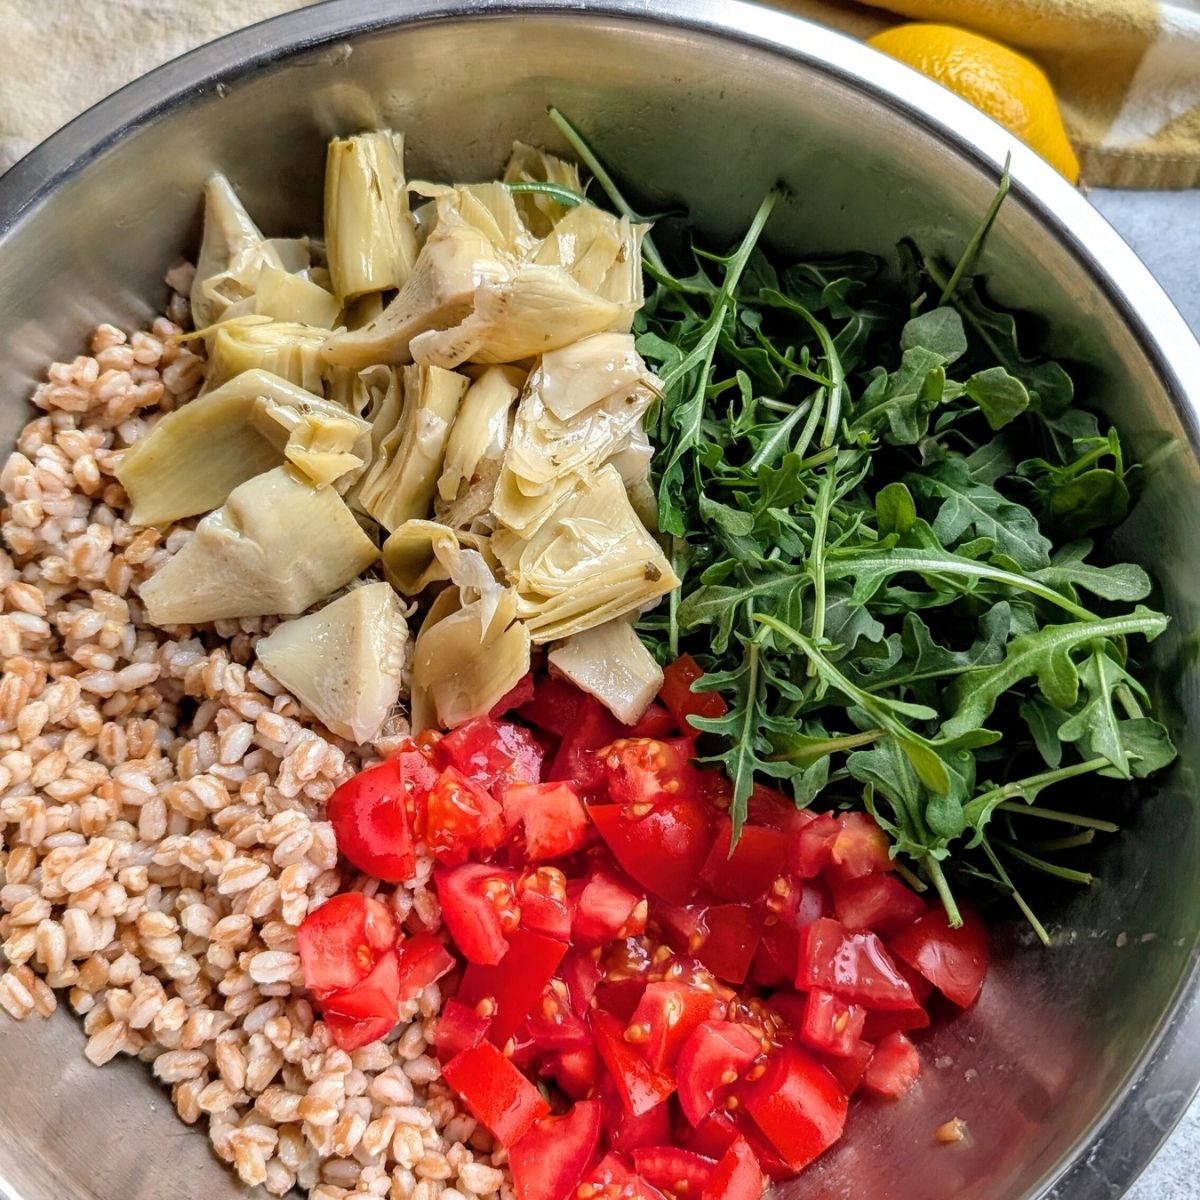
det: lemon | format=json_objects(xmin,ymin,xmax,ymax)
[{"xmin": 868, "ymin": 23, "xmax": 1080, "ymax": 184}]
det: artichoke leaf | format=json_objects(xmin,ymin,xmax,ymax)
[
  {"xmin": 191, "ymin": 173, "xmax": 285, "ymax": 329},
  {"xmin": 495, "ymin": 464, "xmax": 679, "ymax": 642},
  {"xmin": 205, "ymin": 315, "xmax": 331, "ymax": 394},
  {"xmin": 256, "ymin": 581, "xmax": 410, "ymax": 744},
  {"xmin": 412, "ymin": 181, "xmax": 537, "ymax": 261},
  {"xmin": 609, "ymin": 423, "xmax": 655, "ymax": 487},
  {"xmin": 502, "ymin": 142, "xmax": 583, "ymax": 236},
  {"xmin": 437, "ymin": 365, "xmax": 522, "ymax": 504},
  {"xmin": 140, "ymin": 467, "xmax": 379, "ymax": 626},
  {"xmin": 255, "ymin": 265, "xmax": 341, "ymax": 329},
  {"xmin": 381, "ymin": 519, "xmax": 495, "ymax": 597},
  {"xmin": 548, "ymin": 618, "xmax": 663, "ymax": 725},
  {"xmin": 325, "ymin": 131, "xmax": 419, "ymax": 302},
  {"xmin": 250, "ymin": 394, "xmax": 370, "ymax": 489},
  {"xmin": 534, "ymin": 332, "xmax": 654, "ymax": 421}
]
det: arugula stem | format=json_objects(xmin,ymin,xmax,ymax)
[
  {"xmin": 503, "ymin": 180, "xmax": 585, "ymax": 207},
  {"xmin": 1115, "ymin": 683, "xmax": 1144, "ymax": 721},
  {"xmin": 767, "ymin": 727, "xmax": 885, "ymax": 763},
  {"xmin": 806, "ymin": 467, "xmax": 837, "ymax": 670},
  {"xmin": 937, "ymin": 158, "xmax": 1011, "ymax": 306},
  {"xmin": 1022, "ymin": 830, "xmax": 1096, "ymax": 852},
  {"xmin": 994, "ymin": 802, "xmax": 1119, "ymax": 833},
  {"xmin": 746, "ymin": 394, "xmax": 814, "ymax": 473},
  {"xmin": 924, "ymin": 856, "xmax": 963, "ymax": 927},
  {"xmin": 892, "ymin": 860, "xmax": 929, "ymax": 893},
  {"xmin": 962, "ymin": 757, "xmax": 1110, "ymax": 828},
  {"xmin": 992, "ymin": 837, "xmax": 1094, "ymax": 885},
  {"xmin": 981, "ymin": 839, "xmax": 1051, "ymax": 946}
]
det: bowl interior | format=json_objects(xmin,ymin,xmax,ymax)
[{"xmin": 0, "ymin": 5, "xmax": 1198, "ymax": 1200}]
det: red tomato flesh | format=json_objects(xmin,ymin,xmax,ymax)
[
  {"xmin": 589, "ymin": 798, "xmax": 711, "ymax": 906},
  {"xmin": 424, "ymin": 767, "xmax": 506, "ymax": 864},
  {"xmin": 593, "ymin": 1009, "xmax": 676, "ymax": 1116},
  {"xmin": 631, "ymin": 1146, "xmax": 717, "ymax": 1195},
  {"xmin": 443, "ymin": 1040, "xmax": 549, "ymax": 1145},
  {"xmin": 702, "ymin": 1137, "xmax": 766, "ymax": 1200},
  {"xmin": 320, "ymin": 950, "xmax": 400, "ymax": 1051},
  {"xmin": 327, "ymin": 756, "xmax": 425, "ymax": 882},
  {"xmin": 699, "ymin": 818, "xmax": 790, "ymax": 903},
  {"xmin": 660, "ymin": 653, "xmax": 728, "ymax": 733},
  {"xmin": 509, "ymin": 1100, "xmax": 602, "ymax": 1200},
  {"xmin": 395, "ymin": 933, "xmax": 455, "ymax": 1001},
  {"xmin": 862, "ymin": 1031, "xmax": 921, "ymax": 1099},
  {"xmin": 434, "ymin": 997, "xmax": 490, "ymax": 1063},
  {"xmin": 502, "ymin": 781, "xmax": 589, "ymax": 861},
  {"xmin": 825, "ymin": 812, "xmax": 893, "ymax": 882},
  {"xmin": 788, "ymin": 812, "xmax": 840, "ymax": 879},
  {"xmin": 676, "ymin": 1019, "xmax": 762, "ymax": 1127},
  {"xmin": 603, "ymin": 1082, "xmax": 672, "ymax": 1153},
  {"xmin": 628, "ymin": 981, "xmax": 725, "ymax": 1073},
  {"xmin": 627, "ymin": 702, "xmax": 677, "ymax": 739},
  {"xmin": 296, "ymin": 892, "xmax": 397, "ymax": 1001},
  {"xmin": 547, "ymin": 695, "xmax": 622, "ymax": 793},
  {"xmin": 571, "ymin": 868, "xmax": 646, "ymax": 945},
  {"xmin": 832, "ymin": 873, "xmax": 926, "ymax": 936},
  {"xmin": 438, "ymin": 716, "xmax": 544, "ymax": 794},
  {"xmin": 600, "ymin": 736, "xmax": 702, "ymax": 811},
  {"xmin": 890, "ymin": 906, "xmax": 989, "ymax": 1008},
  {"xmin": 435, "ymin": 864, "xmax": 519, "ymax": 966},
  {"xmin": 796, "ymin": 918, "xmax": 919, "ymax": 1011},
  {"xmin": 576, "ymin": 1155, "xmax": 668, "ymax": 1200}
]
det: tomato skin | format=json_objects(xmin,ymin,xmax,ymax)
[
  {"xmin": 862, "ymin": 1031, "xmax": 921, "ymax": 1099},
  {"xmin": 571, "ymin": 868, "xmax": 646, "ymax": 946},
  {"xmin": 438, "ymin": 717, "xmax": 544, "ymax": 795},
  {"xmin": 502, "ymin": 782, "xmax": 589, "ymax": 861},
  {"xmin": 796, "ymin": 989, "xmax": 867, "ymax": 1057},
  {"xmin": 603, "ymin": 1081, "xmax": 672, "ymax": 1152},
  {"xmin": 395, "ymin": 933, "xmax": 455, "ymax": 1001},
  {"xmin": 517, "ymin": 867, "xmax": 575, "ymax": 941},
  {"xmin": 425, "ymin": 767, "xmax": 506, "ymax": 864},
  {"xmin": 296, "ymin": 892, "xmax": 398, "ymax": 1001},
  {"xmin": 826, "ymin": 811, "xmax": 893, "ymax": 882},
  {"xmin": 592, "ymin": 1009, "xmax": 676, "ymax": 1116},
  {"xmin": 740, "ymin": 1047, "xmax": 848, "ymax": 1172},
  {"xmin": 660, "ymin": 654, "xmax": 728, "ymax": 733},
  {"xmin": 518, "ymin": 675, "xmax": 588, "ymax": 739},
  {"xmin": 628, "ymin": 981, "xmax": 724, "ymax": 1074},
  {"xmin": 701, "ymin": 1137, "xmax": 765, "ymax": 1200},
  {"xmin": 600, "ymin": 736, "xmax": 701, "ymax": 811},
  {"xmin": 509, "ymin": 1101, "xmax": 602, "ymax": 1200},
  {"xmin": 796, "ymin": 917, "xmax": 919, "ymax": 1011},
  {"xmin": 545, "ymin": 1042, "xmax": 601, "ymax": 1100},
  {"xmin": 759, "ymin": 878, "xmax": 830, "ymax": 980},
  {"xmin": 889, "ymin": 906, "xmax": 989, "ymax": 1008},
  {"xmin": 812, "ymin": 1038, "xmax": 875, "ymax": 1096},
  {"xmin": 525, "ymin": 979, "xmax": 591, "ymax": 1051},
  {"xmin": 627, "ymin": 702, "xmax": 676, "ymax": 739},
  {"xmin": 547, "ymin": 695, "xmax": 622, "ymax": 794},
  {"xmin": 788, "ymin": 812, "xmax": 840, "ymax": 878},
  {"xmin": 459, "ymin": 927, "xmax": 569, "ymax": 1048},
  {"xmin": 435, "ymin": 863, "xmax": 519, "ymax": 966},
  {"xmin": 435, "ymin": 997, "xmax": 491, "ymax": 1063},
  {"xmin": 328, "ymin": 757, "xmax": 422, "ymax": 882},
  {"xmin": 676, "ymin": 1019, "xmax": 762, "ymax": 1127},
  {"xmin": 443, "ymin": 1040, "xmax": 549, "ymax": 1146},
  {"xmin": 490, "ymin": 672, "xmax": 536, "ymax": 718},
  {"xmin": 631, "ymin": 1146, "xmax": 717, "ymax": 1195},
  {"xmin": 699, "ymin": 818, "xmax": 790, "ymax": 904},
  {"xmin": 695, "ymin": 904, "xmax": 761, "ymax": 986},
  {"xmin": 589, "ymin": 799, "xmax": 712, "ymax": 906},
  {"xmin": 559, "ymin": 948, "xmax": 603, "ymax": 1015},
  {"xmin": 320, "ymin": 951, "xmax": 401, "ymax": 1051},
  {"xmin": 685, "ymin": 1111, "xmax": 740, "ymax": 1161},
  {"xmin": 831, "ymin": 873, "xmax": 926, "ymax": 936}
]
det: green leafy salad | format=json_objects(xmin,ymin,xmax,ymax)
[{"xmin": 551, "ymin": 110, "xmax": 1177, "ymax": 938}]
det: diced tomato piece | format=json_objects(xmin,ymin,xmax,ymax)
[
  {"xmin": 395, "ymin": 933, "xmax": 455, "ymax": 1001},
  {"xmin": 459, "ymin": 927, "xmax": 568, "ymax": 1048},
  {"xmin": 570, "ymin": 868, "xmax": 645, "ymax": 946},
  {"xmin": 603, "ymin": 1078, "xmax": 672, "ymax": 1152},
  {"xmin": 545, "ymin": 1042, "xmax": 601, "ymax": 1100},
  {"xmin": 694, "ymin": 904, "xmax": 761, "ymax": 985},
  {"xmin": 547, "ymin": 695, "xmax": 622, "ymax": 794},
  {"xmin": 789, "ymin": 812, "xmax": 840, "ymax": 878},
  {"xmin": 796, "ymin": 917, "xmax": 919, "ymax": 1010},
  {"xmin": 443, "ymin": 1041, "xmax": 549, "ymax": 1146},
  {"xmin": 831, "ymin": 873, "xmax": 926, "ymax": 936},
  {"xmin": 559, "ymin": 949, "xmax": 603, "ymax": 1015},
  {"xmin": 740, "ymin": 1047, "xmax": 848, "ymax": 1172},
  {"xmin": 861, "ymin": 1003, "xmax": 931, "ymax": 1041},
  {"xmin": 435, "ymin": 997, "xmax": 490, "ymax": 1063},
  {"xmin": 631, "ymin": 1147, "xmax": 717, "ymax": 1195},
  {"xmin": 589, "ymin": 799, "xmax": 712, "ymax": 906},
  {"xmin": 595, "ymin": 974, "xmax": 649, "ymax": 1024},
  {"xmin": 685, "ymin": 1111, "xmax": 740, "ymax": 1161},
  {"xmin": 825, "ymin": 812, "xmax": 893, "ymax": 882},
  {"xmin": 812, "ymin": 1038, "xmax": 875, "ymax": 1096},
  {"xmin": 320, "ymin": 948, "xmax": 401, "ymax": 1051},
  {"xmin": 797, "ymin": 989, "xmax": 867, "ymax": 1057},
  {"xmin": 518, "ymin": 675, "xmax": 587, "ymax": 738},
  {"xmin": 660, "ymin": 654, "xmax": 728, "ymax": 733},
  {"xmin": 676, "ymin": 1019, "xmax": 762, "ymax": 1126},
  {"xmin": 759, "ymin": 877, "xmax": 830, "ymax": 980},
  {"xmin": 699, "ymin": 818, "xmax": 790, "ymax": 903},
  {"xmin": 628, "ymin": 981, "xmax": 724, "ymax": 1074},
  {"xmin": 862, "ymin": 1031, "xmax": 921, "ymax": 1099},
  {"xmin": 575, "ymin": 1155, "xmax": 668, "ymax": 1200},
  {"xmin": 526, "ymin": 980, "xmax": 591, "ymax": 1051},
  {"xmin": 592, "ymin": 1009, "xmax": 675, "ymax": 1116},
  {"xmin": 328, "ymin": 755, "xmax": 428, "ymax": 882},
  {"xmin": 297, "ymin": 892, "xmax": 398, "ymax": 1001},
  {"xmin": 502, "ymin": 781, "xmax": 589, "ymax": 861},
  {"xmin": 490, "ymin": 672, "xmax": 536, "ymax": 717},
  {"xmin": 438, "ymin": 716, "xmax": 544, "ymax": 794},
  {"xmin": 747, "ymin": 785, "xmax": 814, "ymax": 835},
  {"xmin": 435, "ymin": 864, "xmax": 519, "ymax": 966},
  {"xmin": 424, "ymin": 767, "xmax": 506, "ymax": 864},
  {"xmin": 890, "ymin": 905, "xmax": 989, "ymax": 1008},
  {"xmin": 517, "ymin": 867, "xmax": 574, "ymax": 940},
  {"xmin": 702, "ymin": 1137, "xmax": 765, "ymax": 1200},
  {"xmin": 509, "ymin": 1101, "xmax": 602, "ymax": 1200},
  {"xmin": 626, "ymin": 702, "xmax": 676, "ymax": 739},
  {"xmin": 599, "ymin": 736, "xmax": 701, "ymax": 811}
]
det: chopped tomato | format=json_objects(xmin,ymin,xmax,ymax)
[
  {"xmin": 547, "ymin": 695, "xmax": 622, "ymax": 793},
  {"xmin": 434, "ymin": 997, "xmax": 490, "ymax": 1063},
  {"xmin": 627, "ymin": 981, "xmax": 724, "ymax": 1073},
  {"xmin": 395, "ymin": 933, "xmax": 455, "ymax": 1001},
  {"xmin": 438, "ymin": 716, "xmax": 544, "ymax": 794},
  {"xmin": 603, "ymin": 1080, "xmax": 672, "ymax": 1152},
  {"xmin": 694, "ymin": 904, "xmax": 761, "ymax": 985},
  {"xmin": 518, "ymin": 675, "xmax": 588, "ymax": 738},
  {"xmin": 545, "ymin": 1042, "xmax": 601, "ymax": 1100},
  {"xmin": 740, "ymin": 1048, "xmax": 848, "ymax": 1172},
  {"xmin": 759, "ymin": 877, "xmax": 830, "ymax": 980},
  {"xmin": 490, "ymin": 672, "xmax": 536, "ymax": 718},
  {"xmin": 443, "ymin": 1040, "xmax": 549, "ymax": 1146},
  {"xmin": 424, "ymin": 767, "xmax": 506, "ymax": 864},
  {"xmin": 788, "ymin": 812, "xmax": 840, "ymax": 878},
  {"xmin": 575, "ymin": 1154, "xmax": 668, "ymax": 1200},
  {"xmin": 459, "ymin": 927, "xmax": 568, "ymax": 1048},
  {"xmin": 826, "ymin": 812, "xmax": 893, "ymax": 882},
  {"xmin": 685, "ymin": 1110, "xmax": 740, "ymax": 1161},
  {"xmin": 434, "ymin": 863, "xmax": 519, "ymax": 966},
  {"xmin": 702, "ymin": 1137, "xmax": 765, "ymax": 1200},
  {"xmin": 862, "ymin": 1031, "xmax": 921, "ymax": 1099},
  {"xmin": 328, "ymin": 754, "xmax": 428, "ymax": 882},
  {"xmin": 660, "ymin": 654, "xmax": 728, "ymax": 733},
  {"xmin": 831, "ymin": 873, "xmax": 925, "ymax": 936},
  {"xmin": 676, "ymin": 1019, "xmax": 762, "ymax": 1127},
  {"xmin": 589, "ymin": 798, "xmax": 712, "ymax": 906},
  {"xmin": 296, "ymin": 892, "xmax": 398, "ymax": 1001},
  {"xmin": 517, "ymin": 867, "xmax": 574, "ymax": 940},
  {"xmin": 595, "ymin": 975, "xmax": 650, "ymax": 1024},
  {"xmin": 699, "ymin": 818, "xmax": 790, "ymax": 903},
  {"xmin": 599, "ymin": 736, "xmax": 700, "ymax": 811},
  {"xmin": 812, "ymin": 1038, "xmax": 874, "ymax": 1096},
  {"xmin": 593, "ymin": 1009, "xmax": 676, "ymax": 1116},
  {"xmin": 509, "ymin": 1101, "xmax": 602, "ymax": 1200},
  {"xmin": 796, "ymin": 989, "xmax": 867, "ymax": 1057},
  {"xmin": 747, "ymin": 785, "xmax": 813, "ymax": 835},
  {"xmin": 890, "ymin": 906, "xmax": 989, "ymax": 1008},
  {"xmin": 502, "ymin": 781, "xmax": 589, "ymax": 861},
  {"xmin": 631, "ymin": 1146, "xmax": 717, "ymax": 1195},
  {"xmin": 526, "ymin": 980, "xmax": 591, "ymax": 1051},
  {"xmin": 861, "ymin": 1004, "xmax": 930, "ymax": 1041},
  {"xmin": 559, "ymin": 948, "xmax": 603, "ymax": 1015},
  {"xmin": 320, "ymin": 950, "xmax": 401, "ymax": 1051},
  {"xmin": 570, "ymin": 868, "xmax": 646, "ymax": 946},
  {"xmin": 627, "ymin": 702, "xmax": 676, "ymax": 739},
  {"xmin": 796, "ymin": 918, "xmax": 919, "ymax": 1011}
]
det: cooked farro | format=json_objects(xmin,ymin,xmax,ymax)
[{"xmin": 0, "ymin": 295, "xmax": 510, "ymax": 1200}]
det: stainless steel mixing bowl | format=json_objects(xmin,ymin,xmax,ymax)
[{"xmin": 1, "ymin": 2, "xmax": 1197, "ymax": 1198}]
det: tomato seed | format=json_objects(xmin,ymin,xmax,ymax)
[
  {"xmin": 936, "ymin": 1118, "xmax": 967, "ymax": 1144},
  {"xmin": 475, "ymin": 996, "xmax": 496, "ymax": 1017},
  {"xmin": 746, "ymin": 1061, "xmax": 767, "ymax": 1081},
  {"xmin": 720, "ymin": 1068, "xmax": 738, "ymax": 1085}
]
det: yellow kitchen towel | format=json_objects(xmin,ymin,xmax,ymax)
[
  {"xmin": 1, "ymin": 0, "xmax": 1197, "ymax": 188},
  {"xmin": 781, "ymin": 0, "xmax": 1200, "ymax": 188}
]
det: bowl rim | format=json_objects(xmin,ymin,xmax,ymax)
[{"xmin": 0, "ymin": 2, "xmax": 1197, "ymax": 1197}]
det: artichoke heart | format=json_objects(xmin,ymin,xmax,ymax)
[
  {"xmin": 548, "ymin": 618, "xmax": 663, "ymax": 725},
  {"xmin": 205, "ymin": 316, "xmax": 331, "ymax": 394},
  {"xmin": 117, "ymin": 369, "xmax": 365, "ymax": 525},
  {"xmin": 354, "ymin": 364, "xmax": 469, "ymax": 531},
  {"xmin": 437, "ymin": 366, "xmax": 522, "ymax": 505},
  {"xmin": 191, "ymin": 173, "xmax": 285, "ymax": 329},
  {"xmin": 325, "ymin": 131, "xmax": 419, "ymax": 302},
  {"xmin": 382, "ymin": 519, "xmax": 495, "ymax": 597},
  {"xmin": 495, "ymin": 465, "xmax": 679, "ymax": 642},
  {"xmin": 502, "ymin": 142, "xmax": 583, "ymax": 237},
  {"xmin": 255, "ymin": 265, "xmax": 341, "ymax": 329},
  {"xmin": 413, "ymin": 181, "xmax": 537, "ymax": 261},
  {"xmin": 250, "ymin": 392, "xmax": 370, "ymax": 489},
  {"xmin": 256, "ymin": 581, "xmax": 409, "ymax": 744},
  {"xmin": 139, "ymin": 467, "xmax": 379, "ymax": 626}
]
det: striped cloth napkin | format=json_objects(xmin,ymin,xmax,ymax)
[{"xmin": 2, "ymin": 0, "xmax": 1198, "ymax": 187}]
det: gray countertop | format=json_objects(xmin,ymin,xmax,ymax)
[{"xmin": 1088, "ymin": 186, "xmax": 1200, "ymax": 1200}]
